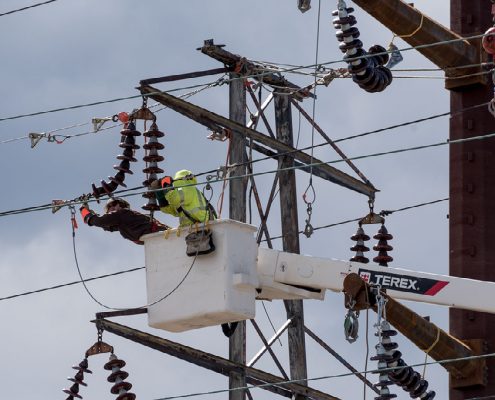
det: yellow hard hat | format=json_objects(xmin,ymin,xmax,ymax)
[{"xmin": 174, "ymin": 169, "xmax": 194, "ymax": 180}]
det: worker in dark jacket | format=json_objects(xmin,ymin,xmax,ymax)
[{"xmin": 80, "ymin": 197, "xmax": 169, "ymax": 244}]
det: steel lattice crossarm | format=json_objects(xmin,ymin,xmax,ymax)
[
  {"xmin": 198, "ymin": 39, "xmax": 312, "ymax": 101},
  {"xmin": 139, "ymin": 84, "xmax": 377, "ymax": 197},
  {"xmin": 93, "ymin": 318, "xmax": 341, "ymax": 400}
]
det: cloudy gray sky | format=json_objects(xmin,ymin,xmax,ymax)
[{"xmin": 0, "ymin": 1, "xmax": 454, "ymax": 399}]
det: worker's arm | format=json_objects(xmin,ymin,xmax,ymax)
[
  {"xmin": 80, "ymin": 205, "xmax": 120, "ymax": 231},
  {"xmin": 151, "ymin": 176, "xmax": 173, "ymax": 208}
]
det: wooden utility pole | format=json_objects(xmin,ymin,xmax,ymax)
[
  {"xmin": 229, "ymin": 72, "xmax": 248, "ymax": 400},
  {"xmin": 274, "ymin": 90, "xmax": 308, "ymax": 399},
  {"xmin": 349, "ymin": 0, "xmax": 495, "ymax": 397}
]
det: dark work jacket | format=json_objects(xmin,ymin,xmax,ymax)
[{"xmin": 86, "ymin": 209, "xmax": 168, "ymax": 244}]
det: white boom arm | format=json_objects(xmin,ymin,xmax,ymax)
[{"xmin": 257, "ymin": 248, "xmax": 495, "ymax": 314}]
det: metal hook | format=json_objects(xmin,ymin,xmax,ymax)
[
  {"xmin": 28, "ymin": 132, "xmax": 45, "ymax": 148},
  {"xmin": 303, "ymin": 203, "xmax": 314, "ymax": 238},
  {"xmin": 202, "ymin": 176, "xmax": 214, "ymax": 202}
]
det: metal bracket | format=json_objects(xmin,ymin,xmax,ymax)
[
  {"xmin": 450, "ymin": 339, "xmax": 488, "ymax": 388},
  {"xmin": 28, "ymin": 132, "xmax": 45, "ymax": 148}
]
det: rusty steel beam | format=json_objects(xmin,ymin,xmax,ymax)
[
  {"xmin": 199, "ymin": 40, "xmax": 312, "ymax": 101},
  {"xmin": 140, "ymin": 84, "xmax": 377, "ymax": 197},
  {"xmin": 94, "ymin": 318, "xmax": 341, "ymax": 400},
  {"xmin": 351, "ymin": 0, "xmax": 485, "ymax": 89},
  {"xmin": 139, "ymin": 67, "xmax": 232, "ymax": 85},
  {"xmin": 342, "ymin": 273, "xmax": 485, "ymax": 384}
]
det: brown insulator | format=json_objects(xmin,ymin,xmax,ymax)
[
  {"xmin": 68, "ymin": 369, "xmax": 88, "ymax": 387},
  {"xmin": 373, "ymin": 253, "xmax": 393, "ymax": 266},
  {"xmin": 104, "ymin": 357, "xmax": 126, "ymax": 370},
  {"xmin": 109, "ymin": 177, "xmax": 127, "ymax": 188},
  {"xmin": 107, "ymin": 370, "xmax": 129, "ymax": 382},
  {"xmin": 120, "ymin": 121, "xmax": 141, "ymax": 137},
  {"xmin": 111, "ymin": 381, "xmax": 133, "ymax": 394},
  {"xmin": 101, "ymin": 180, "xmax": 118, "ymax": 195},
  {"xmin": 142, "ymin": 177, "xmax": 155, "ymax": 187},
  {"xmin": 116, "ymin": 393, "xmax": 136, "ymax": 400},
  {"xmin": 373, "ymin": 224, "xmax": 393, "ymax": 267},
  {"xmin": 143, "ymin": 141, "xmax": 165, "ymax": 150},
  {"xmin": 351, "ymin": 229, "xmax": 370, "ymax": 242},
  {"xmin": 374, "ymin": 224, "xmax": 393, "ymax": 241},
  {"xmin": 350, "ymin": 255, "xmax": 370, "ymax": 263},
  {"xmin": 109, "ymin": 172, "xmax": 127, "ymax": 188},
  {"xmin": 63, "ymin": 383, "xmax": 82, "ymax": 399},
  {"xmin": 113, "ymin": 161, "xmax": 133, "ymax": 175},
  {"xmin": 142, "ymin": 191, "xmax": 155, "ymax": 199},
  {"xmin": 91, "ymin": 183, "xmax": 105, "ymax": 199},
  {"xmin": 116, "ymin": 153, "xmax": 137, "ymax": 163},
  {"xmin": 350, "ymin": 244, "xmax": 370, "ymax": 252},
  {"xmin": 142, "ymin": 202, "xmax": 160, "ymax": 212},
  {"xmin": 143, "ymin": 122, "xmax": 165, "ymax": 138},
  {"xmin": 350, "ymin": 225, "xmax": 370, "ymax": 264},
  {"xmin": 374, "ymin": 243, "xmax": 393, "ymax": 252},
  {"xmin": 119, "ymin": 136, "xmax": 140, "ymax": 150},
  {"xmin": 143, "ymin": 165, "xmax": 164, "ymax": 175},
  {"xmin": 143, "ymin": 153, "xmax": 164, "ymax": 163}
]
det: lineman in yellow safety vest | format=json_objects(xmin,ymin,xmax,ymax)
[{"xmin": 151, "ymin": 169, "xmax": 216, "ymax": 227}]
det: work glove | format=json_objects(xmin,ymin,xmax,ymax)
[
  {"xmin": 149, "ymin": 179, "xmax": 161, "ymax": 190},
  {"xmin": 79, "ymin": 203, "xmax": 94, "ymax": 224},
  {"xmin": 160, "ymin": 176, "xmax": 173, "ymax": 188}
]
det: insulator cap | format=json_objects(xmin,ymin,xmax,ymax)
[
  {"xmin": 350, "ymin": 244, "xmax": 370, "ymax": 252},
  {"xmin": 104, "ymin": 358, "xmax": 126, "ymax": 370},
  {"xmin": 368, "ymin": 44, "xmax": 389, "ymax": 66},
  {"xmin": 109, "ymin": 175, "xmax": 127, "ymax": 188},
  {"xmin": 143, "ymin": 154, "xmax": 165, "ymax": 163},
  {"xmin": 142, "ymin": 203, "xmax": 161, "ymax": 211},
  {"xmin": 120, "ymin": 122, "xmax": 141, "ymax": 137},
  {"xmin": 114, "ymin": 162, "xmax": 133, "ymax": 175},
  {"xmin": 351, "ymin": 227, "xmax": 370, "ymax": 241},
  {"xmin": 374, "ymin": 225, "xmax": 393, "ymax": 240},
  {"xmin": 143, "ymin": 123, "xmax": 165, "ymax": 138},
  {"xmin": 107, "ymin": 369, "xmax": 130, "ymax": 383},
  {"xmin": 373, "ymin": 242, "xmax": 393, "ymax": 252},
  {"xmin": 117, "ymin": 153, "xmax": 138, "ymax": 163},
  {"xmin": 143, "ymin": 141, "xmax": 165, "ymax": 150},
  {"xmin": 111, "ymin": 381, "xmax": 133, "ymax": 394},
  {"xmin": 143, "ymin": 166, "xmax": 164, "ymax": 174},
  {"xmin": 101, "ymin": 180, "xmax": 118, "ymax": 195},
  {"xmin": 350, "ymin": 255, "xmax": 369, "ymax": 263},
  {"xmin": 116, "ymin": 393, "xmax": 136, "ymax": 400}
]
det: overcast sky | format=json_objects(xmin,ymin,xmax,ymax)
[{"xmin": 0, "ymin": 1, "xmax": 455, "ymax": 400}]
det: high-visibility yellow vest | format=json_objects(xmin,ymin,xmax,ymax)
[{"xmin": 160, "ymin": 177, "xmax": 210, "ymax": 226}]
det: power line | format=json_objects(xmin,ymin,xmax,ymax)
[
  {"xmin": 0, "ymin": 266, "xmax": 144, "ymax": 302},
  {"xmin": 1, "ymin": 101, "xmax": 492, "ymax": 218},
  {"xmin": 265, "ymin": 197, "xmax": 449, "ymax": 242},
  {"xmin": 0, "ymin": 0, "xmax": 58, "ymax": 17},
  {"xmin": 0, "ymin": 197, "xmax": 448, "ymax": 303},
  {"xmin": 0, "ymin": 32, "xmax": 492, "ymax": 126},
  {"xmin": 0, "ymin": 77, "xmax": 226, "ymax": 146},
  {"xmin": 152, "ymin": 352, "xmax": 495, "ymax": 400},
  {"xmin": 0, "ymin": 81, "xmax": 220, "ymax": 123}
]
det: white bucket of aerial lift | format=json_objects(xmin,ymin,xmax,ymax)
[{"xmin": 143, "ymin": 219, "xmax": 259, "ymax": 332}]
